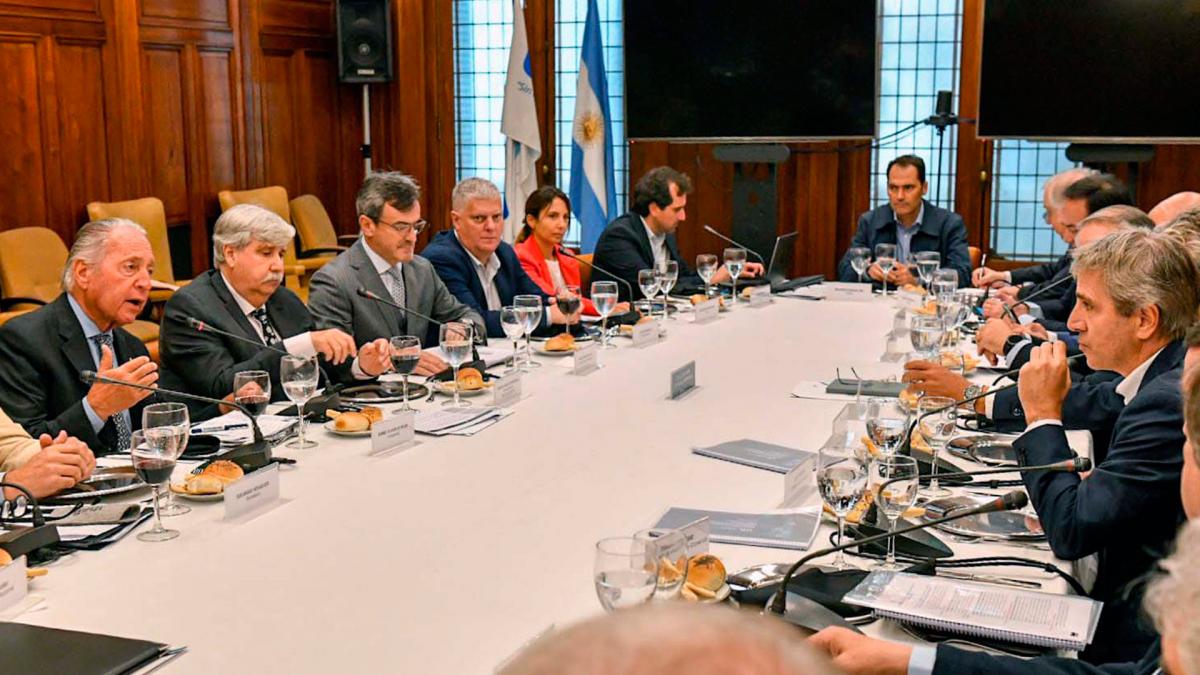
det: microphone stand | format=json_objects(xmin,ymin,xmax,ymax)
[
  {"xmin": 355, "ymin": 288, "xmax": 483, "ymax": 363},
  {"xmin": 0, "ymin": 480, "xmax": 60, "ymax": 560},
  {"xmin": 559, "ymin": 250, "xmax": 638, "ymax": 306},
  {"xmin": 702, "ymin": 225, "xmax": 767, "ymax": 265}
]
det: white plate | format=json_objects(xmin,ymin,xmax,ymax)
[
  {"xmin": 683, "ymin": 583, "xmax": 732, "ymax": 604},
  {"xmin": 535, "ymin": 342, "xmax": 577, "ymax": 356},
  {"xmin": 169, "ymin": 484, "xmax": 224, "ymax": 502},
  {"xmin": 432, "ymin": 380, "xmax": 493, "ymax": 396},
  {"xmin": 323, "ymin": 420, "xmax": 373, "ymax": 437}
]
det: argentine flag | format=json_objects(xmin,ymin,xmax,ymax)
[
  {"xmin": 570, "ymin": 0, "xmax": 618, "ymax": 254},
  {"xmin": 500, "ymin": 0, "xmax": 541, "ymax": 243}
]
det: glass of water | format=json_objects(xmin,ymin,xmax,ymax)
[
  {"xmin": 514, "ymin": 294, "xmax": 542, "ymax": 369},
  {"xmin": 931, "ymin": 268, "xmax": 959, "ymax": 300},
  {"xmin": 281, "ymin": 354, "xmax": 319, "ymax": 448},
  {"xmin": 871, "ymin": 454, "xmax": 919, "ymax": 570},
  {"xmin": 633, "ymin": 528, "xmax": 690, "ymax": 600},
  {"xmin": 439, "ymin": 321, "xmax": 475, "ymax": 408},
  {"xmin": 637, "ymin": 269, "xmax": 660, "ymax": 318},
  {"xmin": 500, "ymin": 306, "xmax": 526, "ymax": 373},
  {"xmin": 909, "ymin": 314, "xmax": 944, "ymax": 361},
  {"xmin": 866, "ymin": 399, "xmax": 910, "ymax": 456},
  {"xmin": 817, "ymin": 446, "xmax": 868, "ymax": 569},
  {"xmin": 696, "ymin": 254, "xmax": 718, "ymax": 297},
  {"xmin": 848, "ymin": 247, "xmax": 871, "ymax": 284},
  {"xmin": 591, "ymin": 281, "xmax": 619, "ymax": 349},
  {"xmin": 594, "ymin": 536, "xmax": 659, "ymax": 612},
  {"xmin": 723, "ymin": 248, "xmax": 747, "ymax": 308},
  {"xmin": 917, "ymin": 396, "xmax": 957, "ymax": 498},
  {"xmin": 875, "ymin": 243, "xmax": 897, "ymax": 295},
  {"xmin": 656, "ymin": 260, "xmax": 679, "ymax": 321},
  {"xmin": 913, "ymin": 251, "xmax": 941, "ymax": 290}
]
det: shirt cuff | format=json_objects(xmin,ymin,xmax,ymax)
[
  {"xmin": 1003, "ymin": 271, "xmax": 1012, "ymax": 283},
  {"xmin": 1026, "ymin": 301, "xmax": 1044, "ymax": 319},
  {"xmin": 284, "ymin": 332, "xmax": 317, "ymax": 359},
  {"xmin": 908, "ymin": 645, "xmax": 937, "ymax": 675},
  {"xmin": 82, "ymin": 396, "xmax": 106, "ymax": 433},
  {"xmin": 984, "ymin": 390, "xmax": 996, "ymax": 419},
  {"xmin": 1017, "ymin": 314, "xmax": 1036, "ymax": 326},
  {"xmin": 350, "ymin": 356, "xmax": 376, "ymax": 380},
  {"xmin": 1023, "ymin": 419, "xmax": 1063, "ymax": 435},
  {"xmin": 1004, "ymin": 338, "xmax": 1032, "ymax": 366}
]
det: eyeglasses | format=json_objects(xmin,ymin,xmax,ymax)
[{"xmin": 377, "ymin": 218, "xmax": 427, "ymax": 234}]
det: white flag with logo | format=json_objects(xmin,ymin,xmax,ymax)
[{"xmin": 501, "ymin": 0, "xmax": 541, "ymax": 243}]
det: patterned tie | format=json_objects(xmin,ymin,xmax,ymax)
[
  {"xmin": 249, "ymin": 307, "xmax": 282, "ymax": 347},
  {"xmin": 382, "ymin": 268, "xmax": 407, "ymax": 330},
  {"xmin": 91, "ymin": 333, "xmax": 131, "ymax": 452}
]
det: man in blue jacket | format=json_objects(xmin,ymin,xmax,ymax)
[
  {"xmin": 836, "ymin": 155, "xmax": 971, "ymax": 287},
  {"xmin": 422, "ymin": 178, "xmax": 578, "ymax": 339}
]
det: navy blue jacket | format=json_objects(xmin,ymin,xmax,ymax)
[
  {"xmin": 1016, "ymin": 341, "xmax": 1186, "ymax": 663},
  {"xmin": 420, "ymin": 230, "xmax": 554, "ymax": 338},
  {"xmin": 932, "ymin": 640, "xmax": 1161, "ymax": 675},
  {"xmin": 836, "ymin": 200, "xmax": 971, "ymax": 286},
  {"xmin": 1011, "ymin": 250, "xmax": 1072, "ymax": 288},
  {"xmin": 592, "ymin": 212, "xmax": 697, "ymax": 303}
]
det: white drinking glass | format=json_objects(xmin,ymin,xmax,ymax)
[
  {"xmin": 875, "ymin": 243, "xmax": 897, "ymax": 296},
  {"xmin": 514, "ymin": 294, "xmax": 542, "ymax": 369},
  {"xmin": 848, "ymin": 247, "xmax": 871, "ymax": 283},
  {"xmin": 281, "ymin": 354, "xmax": 319, "ymax": 448},
  {"xmin": 591, "ymin": 281, "xmax": 619, "ymax": 349},
  {"xmin": 593, "ymin": 536, "xmax": 658, "ymax": 612},
  {"xmin": 723, "ymin": 248, "xmax": 747, "ymax": 308},
  {"xmin": 637, "ymin": 269, "xmax": 660, "ymax": 318},
  {"xmin": 439, "ymin": 321, "xmax": 475, "ymax": 408},
  {"xmin": 500, "ymin": 306, "xmax": 526, "ymax": 373},
  {"xmin": 870, "ymin": 455, "xmax": 919, "ymax": 570},
  {"xmin": 913, "ymin": 251, "xmax": 940, "ymax": 290},
  {"xmin": 817, "ymin": 447, "xmax": 868, "ymax": 570},
  {"xmin": 916, "ymin": 396, "xmax": 957, "ymax": 499},
  {"xmin": 696, "ymin": 254, "xmax": 718, "ymax": 297},
  {"xmin": 142, "ymin": 402, "xmax": 191, "ymax": 517},
  {"xmin": 656, "ymin": 260, "xmax": 679, "ymax": 321}
]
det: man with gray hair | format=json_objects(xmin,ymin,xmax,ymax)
[
  {"xmin": 0, "ymin": 218, "xmax": 159, "ymax": 455},
  {"xmin": 161, "ymin": 204, "xmax": 391, "ymax": 403},
  {"xmin": 308, "ymin": 171, "xmax": 484, "ymax": 374}
]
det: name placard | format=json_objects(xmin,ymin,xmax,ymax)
[
  {"xmin": 747, "ymin": 285, "xmax": 772, "ymax": 307},
  {"xmin": 225, "ymin": 463, "xmax": 280, "ymax": 520},
  {"xmin": 824, "ymin": 282, "xmax": 873, "ymax": 302},
  {"xmin": 491, "ymin": 373, "xmax": 523, "ymax": 408},
  {"xmin": 781, "ymin": 460, "xmax": 820, "ymax": 509},
  {"xmin": 694, "ymin": 298, "xmax": 720, "ymax": 324},
  {"xmin": 573, "ymin": 342, "xmax": 599, "ymax": 375},
  {"xmin": 669, "ymin": 361, "xmax": 697, "ymax": 400},
  {"xmin": 676, "ymin": 517, "xmax": 711, "ymax": 556},
  {"xmin": 0, "ymin": 556, "xmax": 28, "ymax": 613},
  {"xmin": 371, "ymin": 410, "xmax": 415, "ymax": 454},
  {"xmin": 631, "ymin": 320, "xmax": 660, "ymax": 347}
]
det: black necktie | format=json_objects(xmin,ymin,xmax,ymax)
[
  {"xmin": 249, "ymin": 307, "xmax": 282, "ymax": 347},
  {"xmin": 90, "ymin": 333, "xmax": 132, "ymax": 451}
]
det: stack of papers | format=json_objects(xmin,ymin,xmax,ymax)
[
  {"xmin": 692, "ymin": 439, "xmax": 816, "ymax": 474},
  {"xmin": 414, "ymin": 407, "xmax": 512, "ymax": 436},
  {"xmin": 651, "ymin": 507, "xmax": 821, "ymax": 550},
  {"xmin": 191, "ymin": 412, "xmax": 297, "ymax": 446}
]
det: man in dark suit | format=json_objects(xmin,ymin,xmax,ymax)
[
  {"xmin": 591, "ymin": 166, "xmax": 763, "ymax": 303},
  {"xmin": 308, "ymin": 171, "xmax": 483, "ymax": 375},
  {"xmin": 837, "ymin": 155, "xmax": 971, "ymax": 287},
  {"xmin": 422, "ymin": 177, "xmax": 577, "ymax": 339},
  {"xmin": 0, "ymin": 219, "xmax": 159, "ymax": 455},
  {"xmin": 161, "ymin": 204, "xmax": 391, "ymax": 402}
]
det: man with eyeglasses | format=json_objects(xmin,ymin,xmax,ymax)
[{"xmin": 308, "ymin": 172, "xmax": 484, "ymax": 376}]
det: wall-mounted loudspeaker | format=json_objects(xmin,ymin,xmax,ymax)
[{"xmin": 336, "ymin": 0, "xmax": 393, "ymax": 83}]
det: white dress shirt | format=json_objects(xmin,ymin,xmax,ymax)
[
  {"xmin": 455, "ymin": 232, "xmax": 504, "ymax": 311},
  {"xmin": 361, "ymin": 240, "xmax": 404, "ymax": 292},
  {"xmin": 220, "ymin": 271, "xmax": 316, "ymax": 358},
  {"xmin": 641, "ymin": 216, "xmax": 669, "ymax": 269}
]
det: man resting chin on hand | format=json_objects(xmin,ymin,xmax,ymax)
[{"xmin": 2, "ymin": 408, "xmax": 96, "ymax": 499}]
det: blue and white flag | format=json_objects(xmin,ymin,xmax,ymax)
[
  {"xmin": 501, "ymin": 0, "xmax": 541, "ymax": 243},
  {"xmin": 570, "ymin": 0, "xmax": 618, "ymax": 254}
]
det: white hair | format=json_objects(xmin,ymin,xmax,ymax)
[
  {"xmin": 451, "ymin": 177, "xmax": 501, "ymax": 212},
  {"xmin": 62, "ymin": 218, "xmax": 149, "ymax": 291},
  {"xmin": 498, "ymin": 604, "xmax": 838, "ymax": 675},
  {"xmin": 1045, "ymin": 167, "xmax": 1099, "ymax": 209},
  {"xmin": 1145, "ymin": 520, "xmax": 1200, "ymax": 675},
  {"xmin": 212, "ymin": 203, "xmax": 295, "ymax": 265}
]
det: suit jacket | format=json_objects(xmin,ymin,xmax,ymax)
[
  {"xmin": 0, "ymin": 407, "xmax": 39, "ymax": 472},
  {"xmin": 514, "ymin": 237, "xmax": 600, "ymax": 315},
  {"xmin": 932, "ymin": 640, "xmax": 1161, "ymax": 675},
  {"xmin": 837, "ymin": 200, "xmax": 972, "ymax": 286},
  {"xmin": 1016, "ymin": 341, "xmax": 1187, "ymax": 663},
  {"xmin": 308, "ymin": 240, "xmax": 485, "ymax": 349},
  {"xmin": 420, "ymin": 230, "xmax": 553, "ymax": 338},
  {"xmin": 0, "ymin": 294, "xmax": 150, "ymax": 454},
  {"xmin": 161, "ymin": 269, "xmax": 351, "ymax": 403},
  {"xmin": 991, "ymin": 367, "xmax": 1124, "ymax": 456},
  {"xmin": 1011, "ymin": 250, "xmax": 1072, "ymax": 287},
  {"xmin": 591, "ymin": 212, "xmax": 697, "ymax": 303}
]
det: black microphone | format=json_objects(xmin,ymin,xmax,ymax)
[
  {"xmin": 356, "ymin": 288, "xmax": 484, "ymax": 361},
  {"xmin": 173, "ymin": 315, "xmax": 289, "ymax": 355},
  {"xmin": 702, "ymin": 224, "xmax": 767, "ymax": 264},
  {"xmin": 0, "ymin": 480, "xmax": 59, "ymax": 561},
  {"xmin": 1011, "ymin": 273, "xmax": 1075, "ymax": 312},
  {"xmin": 768, "ymin": 490, "xmax": 1028, "ymax": 617},
  {"xmin": 888, "ymin": 457, "xmax": 1092, "ymax": 490},
  {"xmin": 559, "ymin": 250, "xmax": 637, "ymax": 304},
  {"xmin": 79, "ymin": 371, "xmax": 273, "ymax": 470}
]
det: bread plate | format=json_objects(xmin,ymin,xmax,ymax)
[
  {"xmin": 169, "ymin": 483, "xmax": 224, "ymax": 502},
  {"xmin": 432, "ymin": 380, "xmax": 493, "ymax": 396},
  {"xmin": 536, "ymin": 342, "xmax": 577, "ymax": 356},
  {"xmin": 323, "ymin": 420, "xmax": 373, "ymax": 437}
]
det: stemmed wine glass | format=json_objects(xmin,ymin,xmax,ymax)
[
  {"xmin": 142, "ymin": 402, "xmax": 190, "ymax": 517},
  {"xmin": 233, "ymin": 370, "xmax": 270, "ymax": 418},
  {"xmin": 656, "ymin": 261, "xmax": 678, "ymax": 320},
  {"xmin": 637, "ymin": 269, "xmax": 660, "ymax": 319},
  {"xmin": 281, "ymin": 354, "xmax": 319, "ymax": 448},
  {"xmin": 388, "ymin": 335, "xmax": 421, "ymax": 411},
  {"xmin": 131, "ymin": 428, "xmax": 183, "ymax": 542},
  {"xmin": 848, "ymin": 247, "xmax": 871, "ymax": 284},
  {"xmin": 555, "ymin": 285, "xmax": 582, "ymax": 335},
  {"xmin": 439, "ymin": 321, "xmax": 474, "ymax": 408},
  {"xmin": 633, "ymin": 529, "xmax": 690, "ymax": 600},
  {"xmin": 591, "ymin": 281, "xmax": 619, "ymax": 349},
  {"xmin": 875, "ymin": 243, "xmax": 897, "ymax": 296},
  {"xmin": 913, "ymin": 251, "xmax": 940, "ymax": 291},
  {"xmin": 870, "ymin": 455, "xmax": 919, "ymax": 570},
  {"xmin": 499, "ymin": 307, "xmax": 526, "ymax": 371},
  {"xmin": 593, "ymin": 536, "xmax": 659, "ymax": 612},
  {"xmin": 866, "ymin": 398, "xmax": 910, "ymax": 456},
  {"xmin": 817, "ymin": 446, "xmax": 868, "ymax": 570},
  {"xmin": 723, "ymin": 248, "xmax": 747, "ymax": 308},
  {"xmin": 696, "ymin": 254, "xmax": 718, "ymax": 298},
  {"xmin": 916, "ymin": 396, "xmax": 957, "ymax": 498},
  {"xmin": 514, "ymin": 294, "xmax": 542, "ymax": 369}
]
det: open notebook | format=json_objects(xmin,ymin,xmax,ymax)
[{"xmin": 843, "ymin": 571, "xmax": 1103, "ymax": 651}]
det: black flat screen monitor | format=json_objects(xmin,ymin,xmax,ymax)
[
  {"xmin": 623, "ymin": 1, "xmax": 878, "ymax": 141},
  {"xmin": 978, "ymin": 0, "xmax": 1200, "ymax": 141}
]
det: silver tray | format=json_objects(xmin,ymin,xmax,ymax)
[
  {"xmin": 948, "ymin": 435, "xmax": 1019, "ymax": 467},
  {"xmin": 48, "ymin": 466, "xmax": 149, "ymax": 501},
  {"xmin": 339, "ymin": 382, "xmax": 430, "ymax": 405},
  {"xmin": 923, "ymin": 496, "xmax": 1044, "ymax": 541}
]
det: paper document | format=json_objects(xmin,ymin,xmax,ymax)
[
  {"xmin": 691, "ymin": 439, "xmax": 816, "ymax": 474},
  {"xmin": 192, "ymin": 412, "xmax": 297, "ymax": 445},
  {"xmin": 651, "ymin": 507, "xmax": 821, "ymax": 551}
]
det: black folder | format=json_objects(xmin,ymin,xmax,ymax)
[{"xmin": 0, "ymin": 622, "xmax": 168, "ymax": 674}]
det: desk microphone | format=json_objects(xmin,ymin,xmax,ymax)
[
  {"xmin": 702, "ymin": 225, "xmax": 767, "ymax": 264},
  {"xmin": 356, "ymin": 287, "xmax": 484, "ymax": 360},
  {"xmin": 0, "ymin": 481, "xmax": 59, "ymax": 560},
  {"xmin": 1011, "ymin": 273, "xmax": 1075, "ymax": 312},
  {"xmin": 559, "ymin": 250, "xmax": 637, "ymax": 304},
  {"xmin": 767, "ymin": 491, "xmax": 1028, "ymax": 618},
  {"xmin": 174, "ymin": 315, "xmax": 289, "ymax": 355}
]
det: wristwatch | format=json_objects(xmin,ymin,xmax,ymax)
[
  {"xmin": 964, "ymin": 384, "xmax": 984, "ymax": 401},
  {"xmin": 1002, "ymin": 334, "xmax": 1026, "ymax": 354}
]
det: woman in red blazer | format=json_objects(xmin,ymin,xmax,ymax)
[{"xmin": 515, "ymin": 186, "xmax": 630, "ymax": 317}]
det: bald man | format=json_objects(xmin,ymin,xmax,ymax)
[{"xmin": 1149, "ymin": 191, "xmax": 1200, "ymax": 227}]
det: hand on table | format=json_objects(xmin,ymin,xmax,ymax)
[
  {"xmin": 709, "ymin": 262, "xmax": 764, "ymax": 285},
  {"xmin": 886, "ymin": 265, "xmax": 917, "ymax": 287},
  {"xmin": 996, "ymin": 285, "xmax": 1021, "ymax": 303},
  {"xmin": 903, "ymin": 360, "xmax": 979, "ymax": 411},
  {"xmin": 4, "ymin": 432, "xmax": 96, "ymax": 499},
  {"xmin": 413, "ymin": 351, "xmax": 448, "ymax": 377},
  {"xmin": 972, "ymin": 266, "xmax": 1009, "ymax": 288},
  {"xmin": 808, "ymin": 627, "xmax": 911, "ymax": 675},
  {"xmin": 1017, "ymin": 341, "xmax": 1071, "ymax": 425},
  {"xmin": 311, "ymin": 329, "xmax": 357, "ymax": 365},
  {"xmin": 357, "ymin": 338, "xmax": 392, "ymax": 377},
  {"xmin": 867, "ymin": 263, "xmax": 885, "ymax": 282},
  {"xmin": 975, "ymin": 318, "xmax": 1017, "ymax": 364},
  {"xmin": 86, "ymin": 345, "xmax": 158, "ymax": 420}
]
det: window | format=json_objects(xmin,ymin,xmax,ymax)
[
  {"xmin": 555, "ymin": 0, "xmax": 627, "ymax": 245},
  {"xmin": 453, "ymin": 0, "xmax": 513, "ymax": 189},
  {"xmin": 989, "ymin": 141, "xmax": 1076, "ymax": 261},
  {"xmin": 871, "ymin": 0, "xmax": 963, "ymax": 210}
]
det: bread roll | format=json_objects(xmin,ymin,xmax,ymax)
[
  {"xmin": 183, "ymin": 474, "xmax": 226, "ymax": 495},
  {"xmin": 202, "ymin": 460, "xmax": 244, "ymax": 483},
  {"xmin": 899, "ymin": 388, "xmax": 920, "ymax": 410},
  {"xmin": 334, "ymin": 411, "xmax": 370, "ymax": 432},
  {"xmin": 457, "ymin": 367, "xmax": 486, "ymax": 390},
  {"xmin": 359, "ymin": 406, "xmax": 383, "ymax": 424},
  {"xmin": 544, "ymin": 333, "xmax": 576, "ymax": 352},
  {"xmin": 686, "ymin": 554, "xmax": 726, "ymax": 592},
  {"xmin": 0, "ymin": 549, "xmax": 12, "ymax": 567}
]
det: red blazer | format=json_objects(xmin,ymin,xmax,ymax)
[{"xmin": 514, "ymin": 237, "xmax": 598, "ymax": 315}]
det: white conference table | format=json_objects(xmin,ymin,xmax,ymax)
[{"xmin": 17, "ymin": 290, "xmax": 1082, "ymax": 672}]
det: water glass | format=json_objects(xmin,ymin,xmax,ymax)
[
  {"xmin": 594, "ymin": 536, "xmax": 659, "ymax": 612},
  {"xmin": 932, "ymin": 267, "xmax": 959, "ymax": 299},
  {"xmin": 870, "ymin": 454, "xmax": 919, "ymax": 570},
  {"xmin": 866, "ymin": 398, "xmax": 910, "ymax": 456},
  {"xmin": 591, "ymin": 281, "xmax": 619, "ymax": 349},
  {"xmin": 281, "ymin": 354, "xmax": 319, "ymax": 448},
  {"xmin": 848, "ymin": 247, "xmax": 871, "ymax": 283},
  {"xmin": 655, "ymin": 260, "xmax": 679, "ymax": 321},
  {"xmin": 696, "ymin": 254, "xmax": 718, "ymax": 297},
  {"xmin": 633, "ymin": 528, "xmax": 690, "ymax": 600},
  {"xmin": 514, "ymin": 294, "xmax": 543, "ymax": 369},
  {"xmin": 917, "ymin": 396, "xmax": 957, "ymax": 498},
  {"xmin": 131, "ymin": 429, "xmax": 181, "ymax": 542},
  {"xmin": 440, "ymin": 321, "xmax": 475, "ymax": 408},
  {"xmin": 723, "ymin": 248, "xmax": 747, "ymax": 308},
  {"xmin": 388, "ymin": 335, "xmax": 421, "ymax": 411},
  {"xmin": 142, "ymin": 402, "xmax": 191, "ymax": 517},
  {"xmin": 499, "ymin": 307, "xmax": 526, "ymax": 372},
  {"xmin": 913, "ymin": 251, "xmax": 940, "ymax": 290},
  {"xmin": 637, "ymin": 269, "xmax": 660, "ymax": 317},
  {"xmin": 909, "ymin": 315, "xmax": 944, "ymax": 361},
  {"xmin": 875, "ymin": 243, "xmax": 897, "ymax": 295},
  {"xmin": 817, "ymin": 446, "xmax": 868, "ymax": 569}
]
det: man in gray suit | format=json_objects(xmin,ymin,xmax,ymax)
[{"xmin": 308, "ymin": 171, "xmax": 485, "ymax": 376}]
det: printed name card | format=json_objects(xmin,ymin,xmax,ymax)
[
  {"xmin": 677, "ymin": 517, "xmax": 711, "ymax": 556},
  {"xmin": 573, "ymin": 342, "xmax": 599, "ymax": 375},
  {"xmin": 693, "ymin": 298, "xmax": 720, "ymax": 324},
  {"xmin": 225, "ymin": 463, "xmax": 280, "ymax": 520},
  {"xmin": 491, "ymin": 373, "xmax": 523, "ymax": 409},
  {"xmin": 371, "ymin": 410, "xmax": 416, "ymax": 454},
  {"xmin": 0, "ymin": 556, "xmax": 28, "ymax": 613},
  {"xmin": 824, "ymin": 282, "xmax": 873, "ymax": 302},
  {"xmin": 747, "ymin": 285, "xmax": 772, "ymax": 307},
  {"xmin": 631, "ymin": 320, "xmax": 660, "ymax": 347},
  {"xmin": 781, "ymin": 460, "xmax": 821, "ymax": 509},
  {"xmin": 669, "ymin": 361, "xmax": 697, "ymax": 400}
]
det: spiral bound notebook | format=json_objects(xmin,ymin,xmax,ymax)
[{"xmin": 842, "ymin": 571, "xmax": 1103, "ymax": 652}]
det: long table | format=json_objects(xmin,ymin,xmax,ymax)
[{"xmin": 15, "ymin": 292, "xmax": 1084, "ymax": 672}]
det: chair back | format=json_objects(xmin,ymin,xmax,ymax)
[
  {"xmin": 968, "ymin": 246, "xmax": 983, "ymax": 270},
  {"xmin": 0, "ymin": 227, "xmax": 69, "ymax": 309},
  {"xmin": 87, "ymin": 197, "xmax": 176, "ymax": 284},
  {"xmin": 290, "ymin": 194, "xmax": 339, "ymax": 252},
  {"xmin": 217, "ymin": 186, "xmax": 301, "ymax": 265}
]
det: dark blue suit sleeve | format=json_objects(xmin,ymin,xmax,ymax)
[
  {"xmin": 837, "ymin": 214, "xmax": 874, "ymax": 282},
  {"xmin": 423, "ymin": 244, "xmax": 502, "ymax": 338},
  {"xmin": 932, "ymin": 643, "xmax": 1153, "ymax": 675},
  {"xmin": 941, "ymin": 213, "xmax": 972, "ymax": 287},
  {"xmin": 593, "ymin": 224, "xmax": 650, "ymax": 302},
  {"xmin": 991, "ymin": 371, "xmax": 1124, "ymax": 436}
]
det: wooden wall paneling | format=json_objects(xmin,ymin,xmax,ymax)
[
  {"xmin": 259, "ymin": 49, "xmax": 299, "ymax": 192},
  {"xmin": 141, "ymin": 0, "xmax": 230, "ymax": 29},
  {"xmin": 0, "ymin": 34, "xmax": 51, "ymax": 234},
  {"xmin": 1135, "ymin": 145, "xmax": 1200, "ymax": 209},
  {"xmin": 417, "ymin": 0, "xmax": 456, "ymax": 243},
  {"xmin": 141, "ymin": 45, "xmax": 191, "ymax": 224},
  {"xmin": 525, "ymin": 0, "xmax": 553, "ymax": 184},
  {"xmin": 53, "ymin": 38, "xmax": 113, "ymax": 233}
]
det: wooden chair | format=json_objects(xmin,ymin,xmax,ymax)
[
  {"xmin": 290, "ymin": 194, "xmax": 357, "ymax": 257},
  {"xmin": 216, "ymin": 187, "xmax": 323, "ymax": 301},
  {"xmin": 968, "ymin": 246, "xmax": 983, "ymax": 269},
  {"xmin": 86, "ymin": 197, "xmax": 189, "ymax": 305},
  {"xmin": 576, "ymin": 253, "xmax": 594, "ymax": 291}
]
